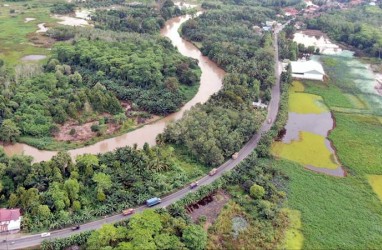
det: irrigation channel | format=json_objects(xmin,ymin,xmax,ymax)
[{"xmin": 3, "ymin": 14, "xmax": 224, "ymax": 163}]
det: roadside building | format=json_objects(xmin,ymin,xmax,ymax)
[
  {"xmin": 0, "ymin": 208, "xmax": 22, "ymax": 233},
  {"xmin": 291, "ymin": 60, "xmax": 325, "ymax": 81}
]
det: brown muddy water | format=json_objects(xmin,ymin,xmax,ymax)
[
  {"xmin": 283, "ymin": 112, "xmax": 333, "ymax": 143},
  {"xmin": 3, "ymin": 15, "xmax": 224, "ymax": 162}
]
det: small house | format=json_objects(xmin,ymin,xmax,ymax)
[
  {"xmin": 0, "ymin": 208, "xmax": 22, "ymax": 233},
  {"xmin": 291, "ymin": 60, "xmax": 325, "ymax": 81}
]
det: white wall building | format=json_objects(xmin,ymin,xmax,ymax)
[
  {"xmin": 291, "ymin": 60, "xmax": 325, "ymax": 81},
  {"xmin": 0, "ymin": 208, "xmax": 21, "ymax": 232}
]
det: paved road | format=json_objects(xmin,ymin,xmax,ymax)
[{"xmin": 1, "ymin": 20, "xmax": 287, "ymax": 250}]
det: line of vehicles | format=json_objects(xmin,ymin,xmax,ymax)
[
  {"xmin": 121, "ymin": 152, "xmax": 240, "ymax": 216},
  {"xmin": 5, "ymin": 152, "xmax": 241, "ymax": 244}
]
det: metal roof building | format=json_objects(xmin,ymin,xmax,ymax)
[{"xmin": 291, "ymin": 60, "xmax": 325, "ymax": 81}]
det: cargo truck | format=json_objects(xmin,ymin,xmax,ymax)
[
  {"xmin": 209, "ymin": 168, "xmax": 217, "ymax": 176},
  {"xmin": 146, "ymin": 197, "xmax": 161, "ymax": 207},
  {"xmin": 232, "ymin": 152, "xmax": 239, "ymax": 160}
]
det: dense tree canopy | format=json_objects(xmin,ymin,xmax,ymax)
[
  {"xmin": 0, "ymin": 144, "xmax": 202, "ymax": 231},
  {"xmin": 0, "ymin": 65, "xmax": 122, "ymax": 138},
  {"xmin": 306, "ymin": 5, "xmax": 382, "ymax": 58},
  {"xmin": 53, "ymin": 37, "xmax": 199, "ymax": 115},
  {"xmin": 163, "ymin": 3, "xmax": 276, "ymax": 166},
  {"xmin": 91, "ymin": 2, "xmax": 184, "ymax": 34}
]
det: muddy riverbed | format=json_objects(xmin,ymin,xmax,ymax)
[{"xmin": 3, "ymin": 14, "xmax": 224, "ymax": 162}]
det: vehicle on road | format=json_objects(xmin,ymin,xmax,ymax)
[
  {"xmin": 71, "ymin": 225, "xmax": 80, "ymax": 230},
  {"xmin": 41, "ymin": 232, "xmax": 50, "ymax": 237},
  {"xmin": 232, "ymin": 152, "xmax": 239, "ymax": 160},
  {"xmin": 267, "ymin": 118, "xmax": 272, "ymax": 124},
  {"xmin": 122, "ymin": 208, "xmax": 135, "ymax": 216},
  {"xmin": 209, "ymin": 168, "xmax": 217, "ymax": 176},
  {"xmin": 190, "ymin": 181, "xmax": 198, "ymax": 189},
  {"xmin": 146, "ymin": 197, "xmax": 161, "ymax": 207}
]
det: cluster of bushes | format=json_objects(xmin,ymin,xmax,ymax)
[
  {"xmin": 163, "ymin": 4, "xmax": 277, "ymax": 166},
  {"xmin": 53, "ymin": 37, "xmax": 199, "ymax": 115},
  {"xmin": 43, "ymin": 209, "xmax": 207, "ymax": 250},
  {"xmin": 91, "ymin": 0, "xmax": 184, "ymax": 34},
  {"xmin": 0, "ymin": 63, "xmax": 122, "ymax": 140},
  {"xmin": 306, "ymin": 6, "xmax": 382, "ymax": 58},
  {"xmin": 0, "ymin": 143, "xmax": 204, "ymax": 232},
  {"xmin": 50, "ymin": 3, "xmax": 75, "ymax": 14}
]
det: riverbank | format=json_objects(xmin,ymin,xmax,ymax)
[
  {"xmin": 3, "ymin": 14, "xmax": 224, "ymax": 162},
  {"xmin": 8, "ymin": 81, "xmax": 200, "ymax": 152}
]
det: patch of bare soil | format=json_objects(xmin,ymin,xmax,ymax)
[
  {"xmin": 301, "ymin": 29, "xmax": 327, "ymax": 38},
  {"xmin": 27, "ymin": 32, "xmax": 56, "ymax": 48},
  {"xmin": 187, "ymin": 190, "xmax": 230, "ymax": 227},
  {"xmin": 54, "ymin": 118, "xmax": 120, "ymax": 142}
]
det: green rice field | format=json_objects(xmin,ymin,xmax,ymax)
[{"xmin": 275, "ymin": 53, "xmax": 382, "ymax": 248}]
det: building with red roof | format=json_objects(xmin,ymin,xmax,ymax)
[{"xmin": 0, "ymin": 208, "xmax": 21, "ymax": 232}]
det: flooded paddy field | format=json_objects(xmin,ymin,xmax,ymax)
[{"xmin": 272, "ymin": 81, "xmax": 345, "ymax": 177}]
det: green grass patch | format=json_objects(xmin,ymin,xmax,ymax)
[
  {"xmin": 329, "ymin": 112, "xmax": 382, "ymax": 174},
  {"xmin": 274, "ymin": 159, "xmax": 382, "ymax": 249},
  {"xmin": 343, "ymin": 93, "xmax": 367, "ymax": 109},
  {"xmin": 290, "ymin": 80, "xmax": 305, "ymax": 93},
  {"xmin": 289, "ymin": 93, "xmax": 328, "ymax": 114},
  {"xmin": 368, "ymin": 175, "xmax": 382, "ymax": 203},
  {"xmin": 168, "ymin": 144, "xmax": 210, "ymax": 178},
  {"xmin": 272, "ymin": 131, "xmax": 339, "ymax": 170},
  {"xmin": 0, "ymin": 1, "xmax": 55, "ymax": 65},
  {"xmin": 179, "ymin": 69, "xmax": 201, "ymax": 101},
  {"xmin": 281, "ymin": 208, "xmax": 303, "ymax": 250},
  {"xmin": 303, "ymin": 80, "xmax": 354, "ymax": 109}
]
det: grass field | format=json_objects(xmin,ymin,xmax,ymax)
[
  {"xmin": 0, "ymin": 0, "xmax": 56, "ymax": 65},
  {"xmin": 274, "ymin": 159, "xmax": 382, "ymax": 249},
  {"xmin": 276, "ymin": 53, "xmax": 382, "ymax": 249},
  {"xmin": 329, "ymin": 112, "xmax": 382, "ymax": 174}
]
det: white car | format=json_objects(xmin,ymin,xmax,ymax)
[{"xmin": 41, "ymin": 232, "xmax": 51, "ymax": 238}]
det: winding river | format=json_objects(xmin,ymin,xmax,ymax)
[{"xmin": 3, "ymin": 15, "xmax": 225, "ymax": 162}]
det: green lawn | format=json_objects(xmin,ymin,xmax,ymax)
[
  {"xmin": 0, "ymin": 0, "xmax": 55, "ymax": 65},
  {"xmin": 274, "ymin": 159, "xmax": 382, "ymax": 249},
  {"xmin": 329, "ymin": 112, "xmax": 382, "ymax": 174}
]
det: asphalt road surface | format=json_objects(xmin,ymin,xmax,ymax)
[{"xmin": 1, "ymin": 20, "xmax": 287, "ymax": 250}]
